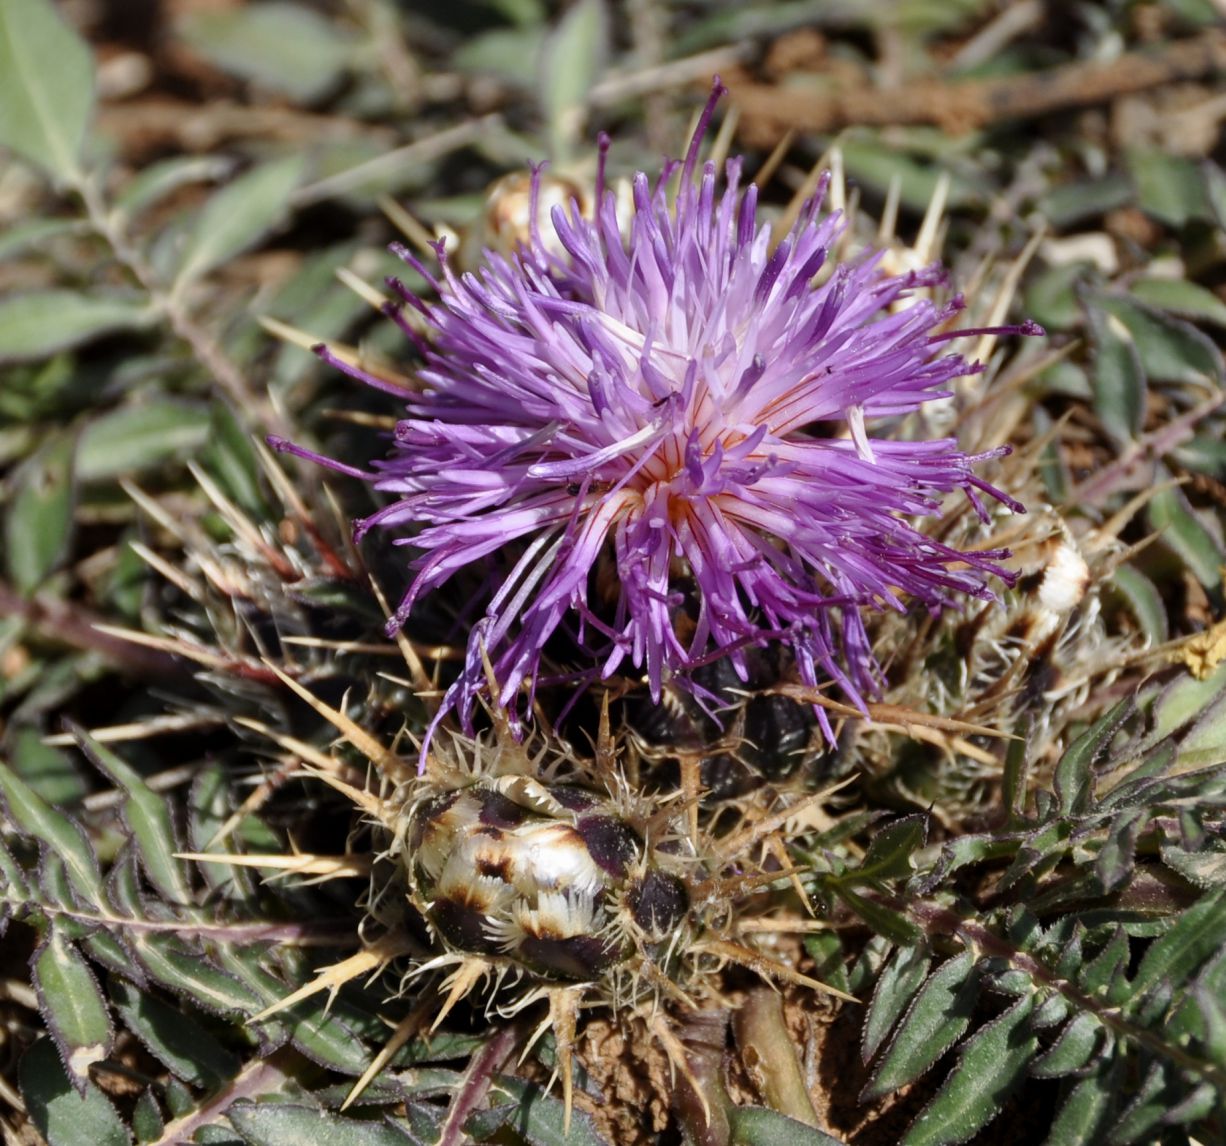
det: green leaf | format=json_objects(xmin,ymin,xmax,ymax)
[
  {"xmin": 1149, "ymin": 662, "xmax": 1226, "ymax": 743},
  {"xmin": 904, "ymin": 995, "xmax": 1038, "ymax": 1146},
  {"xmin": 1087, "ymin": 305, "xmax": 1146, "ymax": 444},
  {"xmin": 132, "ymin": 1089, "xmax": 164, "ymax": 1144},
  {"xmin": 19, "ymin": 1037, "xmax": 131, "ymax": 1146},
  {"xmin": 215, "ymin": 948, "xmax": 376, "ymax": 1075},
  {"xmin": 177, "ymin": 2, "xmax": 359, "ymax": 102},
  {"xmin": 1130, "ymin": 277, "xmax": 1226, "ymax": 328},
  {"xmin": 540, "ymin": 0, "xmax": 607, "ymax": 163},
  {"xmin": 837, "ymin": 887, "xmax": 924, "ymax": 946},
  {"xmin": 1042, "ymin": 1059, "xmax": 1114, "ymax": 1145},
  {"xmin": 0, "ymin": 217, "xmax": 86, "ymax": 261},
  {"xmin": 4, "ymin": 429, "xmax": 75, "ymax": 593},
  {"xmin": 468, "ymin": 1076, "xmax": 609, "ymax": 1146},
  {"xmin": 133, "ymin": 935, "xmax": 262, "ymax": 1016},
  {"xmin": 110, "ymin": 978, "xmax": 238, "ymax": 1088},
  {"xmin": 228, "ymin": 1101, "xmax": 423, "ymax": 1146},
  {"xmin": 1094, "ymin": 809, "xmax": 1145, "ymax": 893},
  {"xmin": 1132, "ymin": 887, "xmax": 1226, "ymax": 997},
  {"xmin": 1096, "ymin": 295, "xmax": 1224, "ymax": 387},
  {"xmin": 857, "ymin": 814, "xmax": 927, "ymax": 881},
  {"xmin": 202, "ymin": 404, "xmax": 269, "ymax": 515},
  {"xmin": 863, "ymin": 951, "xmax": 980, "ymax": 1099},
  {"xmin": 1126, "ymin": 147, "xmax": 1214, "ymax": 227},
  {"xmin": 115, "ymin": 155, "xmax": 235, "ymax": 218},
  {"xmin": 73, "ymin": 728, "xmax": 192, "ymax": 903},
  {"xmin": 1078, "ymin": 928, "xmax": 1131, "ymax": 1000},
  {"xmin": 0, "ymin": 291, "xmax": 154, "ymax": 363},
  {"xmin": 0, "ymin": 763, "xmax": 99, "ymax": 903},
  {"xmin": 1054, "ymin": 699, "xmax": 1132, "ymax": 815},
  {"xmin": 33, "ymin": 928, "xmax": 113, "ymax": 1090},
  {"xmin": 77, "ymin": 400, "xmax": 210, "ymax": 481},
  {"xmin": 1030, "ymin": 1012, "xmax": 1104, "ymax": 1078},
  {"xmin": 862, "ymin": 945, "xmax": 931, "ymax": 1063},
  {"xmin": 1107, "ymin": 1061, "xmax": 1171, "ymax": 1144},
  {"xmin": 1035, "ymin": 176, "xmax": 1133, "ymax": 230},
  {"xmin": 729, "ymin": 1106, "xmax": 847, "ymax": 1145},
  {"xmin": 174, "ymin": 155, "xmax": 304, "ymax": 290},
  {"xmin": 1148, "ymin": 484, "xmax": 1224, "ymax": 591},
  {"xmin": 0, "ymin": 0, "xmax": 94, "ymax": 184},
  {"xmin": 1107, "ymin": 564, "xmax": 1168, "ymax": 644}
]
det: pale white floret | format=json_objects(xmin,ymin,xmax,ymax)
[
  {"xmin": 510, "ymin": 822, "xmax": 606, "ymax": 896},
  {"xmin": 1038, "ymin": 541, "xmax": 1090, "ymax": 616}
]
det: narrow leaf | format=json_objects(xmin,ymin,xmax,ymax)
[
  {"xmin": 862, "ymin": 944, "xmax": 931, "ymax": 1063},
  {"xmin": 863, "ymin": 951, "xmax": 980, "ymax": 1100},
  {"xmin": 33, "ymin": 928, "xmax": 113, "ymax": 1091},
  {"xmin": 0, "ymin": 291, "xmax": 154, "ymax": 363},
  {"xmin": 471, "ymin": 1076, "xmax": 609, "ymax": 1146},
  {"xmin": 837, "ymin": 888, "xmax": 923, "ymax": 946},
  {"xmin": 1130, "ymin": 277, "xmax": 1226, "ymax": 328},
  {"xmin": 1042, "ymin": 1058, "xmax": 1114, "ymax": 1146},
  {"xmin": 1097, "ymin": 294, "xmax": 1224, "ymax": 386},
  {"xmin": 227, "ymin": 1101, "xmax": 422, "ymax": 1146},
  {"xmin": 174, "ymin": 156, "xmax": 304, "ymax": 289},
  {"xmin": 540, "ymin": 0, "xmax": 606, "ymax": 163},
  {"xmin": 1087, "ymin": 305, "xmax": 1146, "ymax": 445},
  {"xmin": 4, "ymin": 429, "xmax": 75, "ymax": 593},
  {"xmin": 1132, "ymin": 886, "xmax": 1226, "ymax": 997},
  {"xmin": 903, "ymin": 994, "xmax": 1038, "ymax": 1146},
  {"xmin": 19, "ymin": 1037, "xmax": 131, "ymax": 1146},
  {"xmin": 1055, "ymin": 699, "xmax": 1132, "ymax": 815},
  {"xmin": 177, "ymin": 2, "xmax": 358, "ymax": 102},
  {"xmin": 110, "ymin": 978, "xmax": 238, "ymax": 1088},
  {"xmin": 857, "ymin": 814, "xmax": 928, "ymax": 881},
  {"xmin": 73, "ymin": 727, "xmax": 192, "ymax": 903},
  {"xmin": 1030, "ymin": 1012, "xmax": 1104, "ymax": 1078},
  {"xmin": 131, "ymin": 1089, "xmax": 164, "ymax": 1144},
  {"xmin": 0, "ymin": 0, "xmax": 94, "ymax": 183},
  {"xmin": 133, "ymin": 935, "xmax": 261, "ymax": 1016},
  {"xmin": 729, "ymin": 1106, "xmax": 847, "ymax": 1145},
  {"xmin": 76, "ymin": 400, "xmax": 210, "ymax": 482},
  {"xmin": 0, "ymin": 764, "xmax": 100, "ymax": 904},
  {"xmin": 1149, "ymin": 484, "xmax": 1224, "ymax": 591}
]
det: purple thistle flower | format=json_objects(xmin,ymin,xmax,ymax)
[{"xmin": 273, "ymin": 81, "xmax": 1038, "ymax": 756}]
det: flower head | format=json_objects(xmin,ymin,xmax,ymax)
[{"xmin": 275, "ymin": 81, "xmax": 1037, "ymax": 752}]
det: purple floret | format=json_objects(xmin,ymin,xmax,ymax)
[{"xmin": 273, "ymin": 80, "xmax": 1037, "ymax": 761}]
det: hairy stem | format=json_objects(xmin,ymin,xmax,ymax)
[{"xmin": 74, "ymin": 177, "xmax": 291, "ymax": 440}]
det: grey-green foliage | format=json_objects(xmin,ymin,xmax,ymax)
[
  {"xmin": 0, "ymin": 730, "xmax": 497, "ymax": 1145},
  {"xmin": 809, "ymin": 674, "xmax": 1226, "ymax": 1146}
]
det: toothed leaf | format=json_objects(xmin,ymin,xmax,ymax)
[
  {"xmin": 19, "ymin": 1036, "xmax": 131, "ymax": 1146},
  {"xmin": 862, "ymin": 944, "xmax": 931, "ymax": 1063},
  {"xmin": 33, "ymin": 928, "xmax": 113, "ymax": 1092},
  {"xmin": 864, "ymin": 951, "xmax": 980, "ymax": 1099},
  {"xmin": 227, "ymin": 1101, "xmax": 425, "ymax": 1146},
  {"xmin": 73, "ymin": 728, "xmax": 192, "ymax": 903},
  {"xmin": 856, "ymin": 814, "xmax": 927, "ymax": 881},
  {"xmin": 1132, "ymin": 886, "xmax": 1226, "ymax": 998},
  {"xmin": 729, "ymin": 1106, "xmax": 847, "ymax": 1145},
  {"xmin": 1055, "ymin": 699, "xmax": 1132, "ymax": 815},
  {"xmin": 467, "ymin": 1075, "xmax": 610, "ymax": 1145},
  {"xmin": 1042, "ymin": 1059, "xmax": 1115, "ymax": 1145},
  {"xmin": 110, "ymin": 977, "xmax": 238, "ymax": 1088},
  {"xmin": 903, "ymin": 994, "xmax": 1038, "ymax": 1146},
  {"xmin": 0, "ymin": 764, "xmax": 100, "ymax": 904},
  {"xmin": 1030, "ymin": 1012, "xmax": 1105, "ymax": 1078}
]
